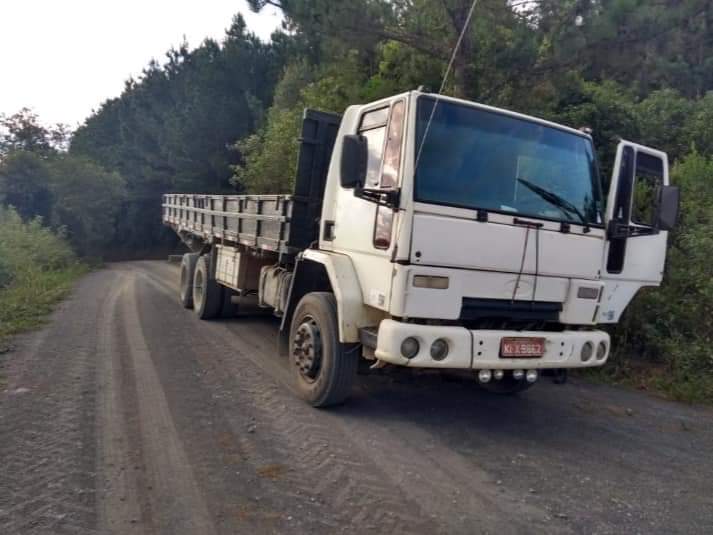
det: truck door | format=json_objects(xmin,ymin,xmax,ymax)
[
  {"xmin": 329, "ymin": 99, "xmax": 406, "ymax": 311},
  {"xmin": 599, "ymin": 140, "xmax": 673, "ymax": 321}
]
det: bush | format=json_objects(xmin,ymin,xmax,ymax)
[{"xmin": 0, "ymin": 206, "xmax": 85, "ymax": 341}]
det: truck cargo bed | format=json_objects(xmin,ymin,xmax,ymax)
[
  {"xmin": 163, "ymin": 193, "xmax": 305, "ymax": 255},
  {"xmin": 162, "ymin": 109, "xmax": 341, "ymax": 258}
]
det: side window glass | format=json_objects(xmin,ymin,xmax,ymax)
[
  {"xmin": 632, "ymin": 152, "xmax": 663, "ymax": 227},
  {"xmin": 359, "ymin": 108, "xmax": 389, "ymax": 188}
]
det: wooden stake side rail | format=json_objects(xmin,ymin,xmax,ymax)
[{"xmin": 162, "ymin": 193, "xmax": 303, "ymax": 255}]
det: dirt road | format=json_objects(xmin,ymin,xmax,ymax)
[{"xmin": 1, "ymin": 261, "xmax": 712, "ymax": 534}]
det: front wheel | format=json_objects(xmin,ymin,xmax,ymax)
[{"xmin": 289, "ymin": 292, "xmax": 358, "ymax": 407}]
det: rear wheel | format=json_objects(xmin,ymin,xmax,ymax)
[
  {"xmin": 192, "ymin": 255, "xmax": 222, "ymax": 320},
  {"xmin": 179, "ymin": 253, "xmax": 199, "ymax": 308},
  {"xmin": 289, "ymin": 292, "xmax": 358, "ymax": 407},
  {"xmin": 479, "ymin": 373, "xmax": 534, "ymax": 395}
]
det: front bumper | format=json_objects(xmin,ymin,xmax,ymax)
[{"xmin": 374, "ymin": 319, "xmax": 609, "ymax": 369}]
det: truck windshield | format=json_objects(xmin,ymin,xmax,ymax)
[{"xmin": 415, "ymin": 97, "xmax": 603, "ymax": 226}]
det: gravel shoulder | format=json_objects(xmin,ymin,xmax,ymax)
[{"xmin": 1, "ymin": 261, "xmax": 712, "ymax": 534}]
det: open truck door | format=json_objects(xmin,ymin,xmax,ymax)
[{"xmin": 598, "ymin": 141, "xmax": 680, "ymax": 322}]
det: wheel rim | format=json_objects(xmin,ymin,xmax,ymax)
[
  {"xmin": 194, "ymin": 268, "xmax": 205, "ymax": 304},
  {"xmin": 292, "ymin": 315, "xmax": 322, "ymax": 383}
]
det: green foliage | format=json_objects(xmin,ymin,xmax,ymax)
[
  {"xmin": 0, "ymin": 143, "xmax": 126, "ymax": 256},
  {"xmin": 70, "ymin": 15, "xmax": 284, "ymax": 251},
  {"xmin": 551, "ymin": 80, "xmax": 640, "ymax": 182},
  {"xmin": 46, "ymin": 156, "xmax": 126, "ymax": 255},
  {"xmin": 0, "ymin": 150, "xmax": 53, "ymax": 221},
  {"xmin": 0, "ymin": 207, "xmax": 85, "ymax": 342}
]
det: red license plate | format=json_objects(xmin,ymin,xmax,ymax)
[{"xmin": 500, "ymin": 337, "xmax": 545, "ymax": 358}]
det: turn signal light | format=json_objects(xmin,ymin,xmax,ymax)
[
  {"xmin": 577, "ymin": 286, "xmax": 601, "ymax": 299},
  {"xmin": 413, "ymin": 276, "xmax": 449, "ymax": 289}
]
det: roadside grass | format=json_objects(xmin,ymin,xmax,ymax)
[
  {"xmin": 580, "ymin": 357, "xmax": 713, "ymax": 406},
  {"xmin": 0, "ymin": 207, "xmax": 89, "ymax": 359},
  {"xmin": 0, "ymin": 263, "xmax": 89, "ymax": 345}
]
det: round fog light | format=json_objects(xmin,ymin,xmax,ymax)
[
  {"xmin": 581, "ymin": 341, "xmax": 594, "ymax": 362},
  {"xmin": 478, "ymin": 369, "xmax": 492, "ymax": 383},
  {"xmin": 512, "ymin": 369, "xmax": 525, "ymax": 381},
  {"xmin": 493, "ymin": 370, "xmax": 504, "ymax": 381},
  {"xmin": 596, "ymin": 341, "xmax": 607, "ymax": 360},
  {"xmin": 401, "ymin": 337, "xmax": 420, "ymax": 359},
  {"xmin": 526, "ymin": 369, "xmax": 539, "ymax": 383},
  {"xmin": 430, "ymin": 338, "xmax": 449, "ymax": 361}
]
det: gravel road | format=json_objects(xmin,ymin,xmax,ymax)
[{"xmin": 1, "ymin": 261, "xmax": 712, "ymax": 534}]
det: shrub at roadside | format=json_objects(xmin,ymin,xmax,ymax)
[{"xmin": 0, "ymin": 207, "xmax": 87, "ymax": 342}]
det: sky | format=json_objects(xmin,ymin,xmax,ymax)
[{"xmin": 0, "ymin": 1, "xmax": 282, "ymax": 128}]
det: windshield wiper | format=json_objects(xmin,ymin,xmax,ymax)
[{"xmin": 517, "ymin": 178, "xmax": 590, "ymax": 231}]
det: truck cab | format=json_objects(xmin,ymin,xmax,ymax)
[{"xmin": 317, "ymin": 90, "xmax": 678, "ymax": 374}]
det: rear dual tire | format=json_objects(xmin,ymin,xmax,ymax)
[
  {"xmin": 192, "ymin": 256, "xmax": 223, "ymax": 320},
  {"xmin": 179, "ymin": 253, "xmax": 200, "ymax": 308}
]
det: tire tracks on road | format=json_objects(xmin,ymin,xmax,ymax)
[
  {"xmin": 135, "ymin": 260, "xmax": 560, "ymax": 534},
  {"xmin": 99, "ymin": 269, "xmax": 218, "ymax": 535}
]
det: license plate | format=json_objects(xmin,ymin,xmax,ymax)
[{"xmin": 500, "ymin": 337, "xmax": 545, "ymax": 358}]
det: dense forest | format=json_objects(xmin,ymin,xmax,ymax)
[{"xmin": 1, "ymin": 0, "xmax": 713, "ymax": 399}]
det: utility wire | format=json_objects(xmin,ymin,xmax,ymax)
[{"xmin": 415, "ymin": 0, "xmax": 480, "ymax": 170}]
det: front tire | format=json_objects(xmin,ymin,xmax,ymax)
[
  {"xmin": 192, "ymin": 255, "xmax": 222, "ymax": 320},
  {"xmin": 289, "ymin": 292, "xmax": 358, "ymax": 407}
]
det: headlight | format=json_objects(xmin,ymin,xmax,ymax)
[
  {"xmin": 596, "ymin": 341, "xmax": 608, "ymax": 360},
  {"xmin": 430, "ymin": 338, "xmax": 449, "ymax": 361},
  {"xmin": 401, "ymin": 337, "xmax": 420, "ymax": 359},
  {"xmin": 581, "ymin": 341, "xmax": 594, "ymax": 362}
]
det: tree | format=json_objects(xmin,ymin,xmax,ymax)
[
  {"xmin": 69, "ymin": 14, "xmax": 287, "ymax": 251},
  {"xmin": 0, "ymin": 108, "xmax": 70, "ymax": 158},
  {"xmin": 0, "ymin": 151, "xmax": 53, "ymax": 220},
  {"xmin": 47, "ymin": 156, "xmax": 126, "ymax": 256}
]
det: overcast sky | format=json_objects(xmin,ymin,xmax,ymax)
[{"xmin": 0, "ymin": 1, "xmax": 282, "ymax": 128}]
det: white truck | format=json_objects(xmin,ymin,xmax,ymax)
[{"xmin": 163, "ymin": 89, "xmax": 679, "ymax": 407}]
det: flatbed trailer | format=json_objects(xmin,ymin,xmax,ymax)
[{"xmin": 163, "ymin": 109, "xmax": 341, "ymax": 260}]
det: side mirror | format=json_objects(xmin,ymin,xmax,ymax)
[
  {"xmin": 340, "ymin": 135, "xmax": 367, "ymax": 189},
  {"xmin": 656, "ymin": 185, "xmax": 680, "ymax": 231}
]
